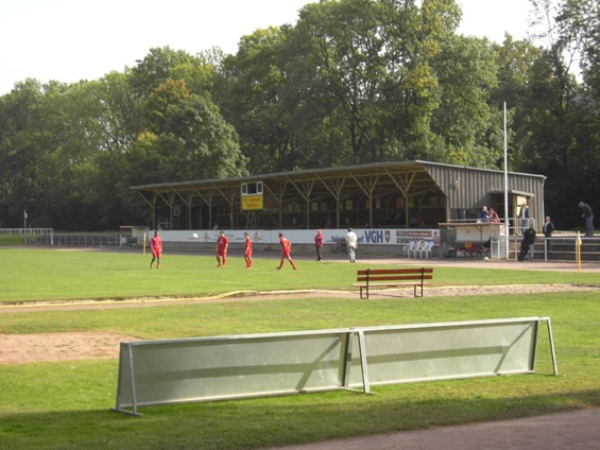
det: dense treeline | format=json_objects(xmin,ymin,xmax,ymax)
[{"xmin": 1, "ymin": 0, "xmax": 598, "ymax": 231}]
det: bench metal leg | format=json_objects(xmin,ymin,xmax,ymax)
[
  {"xmin": 360, "ymin": 286, "xmax": 369, "ymax": 299},
  {"xmin": 413, "ymin": 283, "xmax": 424, "ymax": 297}
]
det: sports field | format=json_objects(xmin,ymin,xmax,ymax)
[{"xmin": 1, "ymin": 248, "xmax": 599, "ymax": 450}]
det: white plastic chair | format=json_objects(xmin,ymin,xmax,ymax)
[
  {"xmin": 420, "ymin": 241, "xmax": 434, "ymax": 259},
  {"xmin": 403, "ymin": 241, "xmax": 415, "ymax": 258},
  {"xmin": 411, "ymin": 241, "xmax": 424, "ymax": 258}
]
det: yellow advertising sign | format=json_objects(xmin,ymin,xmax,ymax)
[{"xmin": 242, "ymin": 194, "xmax": 264, "ymax": 210}]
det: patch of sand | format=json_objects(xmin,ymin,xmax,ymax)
[
  {"xmin": 1, "ymin": 283, "xmax": 598, "ymax": 364},
  {"xmin": 0, "ymin": 332, "xmax": 137, "ymax": 364}
]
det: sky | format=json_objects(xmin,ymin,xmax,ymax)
[{"xmin": 0, "ymin": 0, "xmax": 532, "ymax": 96}]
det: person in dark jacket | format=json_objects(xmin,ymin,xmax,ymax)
[
  {"xmin": 543, "ymin": 216, "xmax": 554, "ymax": 237},
  {"xmin": 579, "ymin": 202, "xmax": 594, "ymax": 237},
  {"xmin": 477, "ymin": 206, "xmax": 489, "ymax": 223},
  {"xmin": 518, "ymin": 225, "xmax": 536, "ymax": 261}
]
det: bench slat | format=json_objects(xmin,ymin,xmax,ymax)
[
  {"xmin": 357, "ymin": 268, "xmax": 433, "ymax": 276},
  {"xmin": 353, "ymin": 282, "xmax": 432, "ymax": 288},
  {"xmin": 355, "ymin": 267, "xmax": 433, "ymax": 299},
  {"xmin": 357, "ymin": 275, "xmax": 433, "ymax": 282}
]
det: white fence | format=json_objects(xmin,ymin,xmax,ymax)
[{"xmin": 0, "ymin": 228, "xmax": 53, "ymax": 244}]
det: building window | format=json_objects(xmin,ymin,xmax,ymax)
[{"xmin": 241, "ymin": 182, "xmax": 263, "ymax": 195}]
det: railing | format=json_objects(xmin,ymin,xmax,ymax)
[
  {"xmin": 40, "ymin": 234, "xmax": 122, "ymax": 247},
  {"xmin": 0, "ymin": 228, "xmax": 54, "ymax": 235},
  {"xmin": 510, "ymin": 235, "xmax": 600, "ymax": 262},
  {"xmin": 0, "ymin": 228, "xmax": 54, "ymax": 245}
]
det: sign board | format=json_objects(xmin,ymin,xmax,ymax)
[{"xmin": 241, "ymin": 195, "xmax": 264, "ymax": 211}]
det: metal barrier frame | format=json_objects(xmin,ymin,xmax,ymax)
[{"xmin": 113, "ymin": 317, "xmax": 557, "ymax": 416}]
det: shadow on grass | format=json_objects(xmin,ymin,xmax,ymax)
[{"xmin": 2, "ymin": 388, "xmax": 600, "ymax": 450}]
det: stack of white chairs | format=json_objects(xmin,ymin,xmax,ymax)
[
  {"xmin": 420, "ymin": 241, "xmax": 434, "ymax": 259},
  {"xmin": 403, "ymin": 241, "xmax": 415, "ymax": 258},
  {"xmin": 411, "ymin": 241, "xmax": 424, "ymax": 258}
]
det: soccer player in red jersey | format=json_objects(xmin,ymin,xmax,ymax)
[
  {"xmin": 276, "ymin": 232, "xmax": 297, "ymax": 270},
  {"xmin": 150, "ymin": 230, "xmax": 162, "ymax": 269},
  {"xmin": 216, "ymin": 230, "xmax": 229, "ymax": 267},
  {"xmin": 244, "ymin": 232, "xmax": 253, "ymax": 269},
  {"xmin": 314, "ymin": 229, "xmax": 324, "ymax": 261}
]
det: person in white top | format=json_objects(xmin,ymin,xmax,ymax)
[{"xmin": 346, "ymin": 227, "xmax": 358, "ymax": 263}]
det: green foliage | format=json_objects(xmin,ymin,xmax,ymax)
[
  {"xmin": 0, "ymin": 234, "xmax": 26, "ymax": 245},
  {"xmin": 431, "ymin": 35, "xmax": 500, "ymax": 166}
]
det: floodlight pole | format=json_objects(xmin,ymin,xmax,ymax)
[
  {"xmin": 23, "ymin": 209, "xmax": 28, "ymax": 244},
  {"xmin": 503, "ymin": 102, "xmax": 510, "ymax": 259}
]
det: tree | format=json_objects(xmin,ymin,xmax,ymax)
[
  {"xmin": 129, "ymin": 47, "xmax": 198, "ymax": 97},
  {"xmin": 0, "ymin": 79, "xmax": 49, "ymax": 227},
  {"xmin": 490, "ymin": 36, "xmax": 542, "ymax": 169},
  {"xmin": 430, "ymin": 35, "xmax": 500, "ymax": 167},
  {"xmin": 157, "ymin": 95, "xmax": 246, "ymax": 180},
  {"xmin": 505, "ymin": 0, "xmax": 599, "ymax": 228},
  {"xmin": 218, "ymin": 0, "xmax": 465, "ymax": 172},
  {"xmin": 217, "ymin": 27, "xmax": 299, "ymax": 173}
]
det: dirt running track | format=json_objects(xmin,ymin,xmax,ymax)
[{"xmin": 267, "ymin": 408, "xmax": 600, "ymax": 450}]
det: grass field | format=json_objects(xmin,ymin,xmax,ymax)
[
  {"xmin": 1, "ymin": 248, "xmax": 600, "ymax": 303},
  {"xmin": 0, "ymin": 248, "xmax": 599, "ymax": 450}
]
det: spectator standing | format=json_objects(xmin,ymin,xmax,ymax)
[
  {"xmin": 325, "ymin": 216, "xmax": 334, "ymax": 228},
  {"xmin": 244, "ymin": 232, "xmax": 252, "ymax": 269},
  {"xmin": 150, "ymin": 230, "xmax": 162, "ymax": 269},
  {"xmin": 392, "ymin": 209, "xmax": 403, "ymax": 225},
  {"xmin": 409, "ymin": 213, "xmax": 423, "ymax": 227},
  {"xmin": 518, "ymin": 203, "xmax": 530, "ymax": 235},
  {"xmin": 518, "ymin": 225, "xmax": 536, "ymax": 261},
  {"xmin": 579, "ymin": 202, "xmax": 594, "ymax": 237},
  {"xmin": 314, "ymin": 229, "xmax": 324, "ymax": 261},
  {"xmin": 216, "ymin": 230, "xmax": 229, "ymax": 267},
  {"xmin": 346, "ymin": 227, "xmax": 358, "ymax": 263},
  {"xmin": 543, "ymin": 216, "xmax": 554, "ymax": 237},
  {"xmin": 488, "ymin": 207, "xmax": 499, "ymax": 223},
  {"xmin": 478, "ymin": 206, "xmax": 489, "ymax": 223},
  {"xmin": 276, "ymin": 233, "xmax": 297, "ymax": 270}
]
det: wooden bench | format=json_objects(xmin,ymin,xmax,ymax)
[{"xmin": 353, "ymin": 267, "xmax": 434, "ymax": 299}]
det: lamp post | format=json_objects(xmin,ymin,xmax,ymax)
[
  {"xmin": 503, "ymin": 102, "xmax": 509, "ymax": 259},
  {"xmin": 23, "ymin": 210, "xmax": 28, "ymax": 244}
]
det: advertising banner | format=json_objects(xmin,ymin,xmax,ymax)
[{"xmin": 160, "ymin": 229, "xmax": 439, "ymax": 246}]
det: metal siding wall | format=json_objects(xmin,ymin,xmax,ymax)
[
  {"xmin": 425, "ymin": 164, "xmax": 545, "ymax": 228},
  {"xmin": 427, "ymin": 165, "xmax": 504, "ymax": 209}
]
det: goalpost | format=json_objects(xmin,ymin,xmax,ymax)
[{"xmin": 0, "ymin": 228, "xmax": 54, "ymax": 245}]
